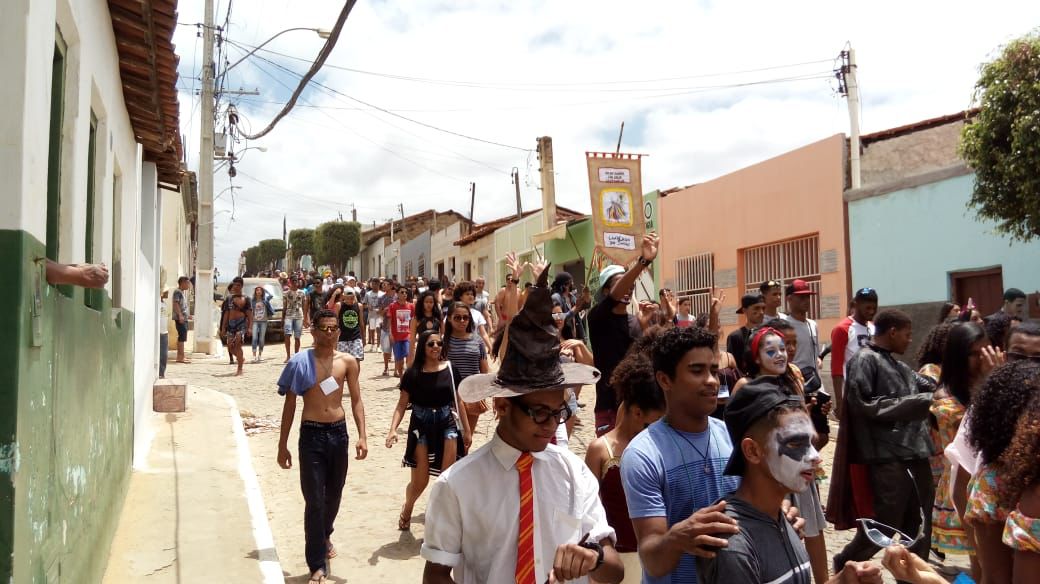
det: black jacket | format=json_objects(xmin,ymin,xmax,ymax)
[{"xmin": 844, "ymin": 343, "xmax": 935, "ymax": 463}]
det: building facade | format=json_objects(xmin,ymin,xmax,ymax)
[
  {"xmin": 0, "ymin": 0, "xmax": 182, "ymax": 581},
  {"xmin": 659, "ymin": 134, "xmax": 849, "ymax": 342},
  {"xmin": 847, "ymin": 112, "xmax": 1040, "ymax": 337}
]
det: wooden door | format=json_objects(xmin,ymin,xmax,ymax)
[{"xmin": 951, "ymin": 267, "xmax": 1003, "ymax": 316}]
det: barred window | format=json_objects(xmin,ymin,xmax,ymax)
[
  {"xmin": 742, "ymin": 235, "xmax": 821, "ymax": 319},
  {"xmin": 674, "ymin": 252, "xmax": 714, "ymax": 317}
]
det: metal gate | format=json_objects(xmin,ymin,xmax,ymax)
[{"xmin": 742, "ymin": 235, "xmax": 821, "ymax": 318}]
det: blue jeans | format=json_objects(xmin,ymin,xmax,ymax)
[
  {"xmin": 411, "ymin": 405, "xmax": 460, "ymax": 445},
  {"xmin": 299, "ymin": 420, "xmax": 350, "ymax": 574},
  {"xmin": 251, "ymin": 321, "xmax": 268, "ymax": 352}
]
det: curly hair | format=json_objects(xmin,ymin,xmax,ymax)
[
  {"xmin": 916, "ymin": 322, "xmax": 954, "ymax": 368},
  {"xmin": 966, "ymin": 360, "xmax": 1040, "ymax": 465},
  {"xmin": 610, "ymin": 350, "xmax": 665, "ymax": 414},
  {"xmin": 984, "ymin": 312, "xmax": 1014, "ymax": 349},
  {"xmin": 997, "ymin": 388, "xmax": 1040, "ymax": 509},
  {"xmin": 651, "ymin": 325, "xmax": 718, "ymax": 379}
]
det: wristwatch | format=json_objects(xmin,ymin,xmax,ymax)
[
  {"xmin": 637, "ymin": 256, "xmax": 652, "ymax": 267},
  {"xmin": 578, "ymin": 540, "xmax": 604, "ymax": 571}
]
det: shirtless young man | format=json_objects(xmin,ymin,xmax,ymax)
[
  {"xmin": 277, "ymin": 309, "xmax": 369, "ymax": 583},
  {"xmin": 493, "ymin": 252, "xmax": 525, "ymax": 329}
]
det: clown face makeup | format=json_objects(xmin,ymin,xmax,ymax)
[
  {"xmin": 757, "ymin": 334, "xmax": 788, "ymax": 375},
  {"xmin": 765, "ymin": 414, "xmax": 820, "ymax": 493}
]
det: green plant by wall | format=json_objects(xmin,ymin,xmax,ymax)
[
  {"xmin": 960, "ymin": 29, "xmax": 1040, "ymax": 242},
  {"xmin": 288, "ymin": 228, "xmax": 315, "ymax": 257},
  {"xmin": 315, "ymin": 221, "xmax": 360, "ymax": 274},
  {"xmin": 257, "ymin": 238, "xmax": 287, "ymax": 270}
]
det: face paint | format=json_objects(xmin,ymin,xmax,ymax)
[
  {"xmin": 765, "ymin": 415, "xmax": 819, "ymax": 493},
  {"xmin": 759, "ymin": 335, "xmax": 788, "ymax": 375}
]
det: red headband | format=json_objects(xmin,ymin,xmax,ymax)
[{"xmin": 750, "ymin": 327, "xmax": 784, "ymax": 358}]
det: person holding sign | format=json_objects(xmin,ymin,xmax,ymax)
[{"xmin": 588, "ymin": 232, "xmax": 659, "ymax": 436}]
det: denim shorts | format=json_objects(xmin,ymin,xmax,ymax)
[
  {"xmin": 175, "ymin": 321, "xmax": 188, "ymax": 342},
  {"xmin": 411, "ymin": 405, "xmax": 460, "ymax": 445},
  {"xmin": 284, "ymin": 317, "xmax": 303, "ymax": 338},
  {"xmin": 392, "ymin": 340, "xmax": 410, "ymax": 361}
]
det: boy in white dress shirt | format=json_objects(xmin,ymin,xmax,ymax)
[{"xmin": 421, "ymin": 266, "xmax": 625, "ymax": 584}]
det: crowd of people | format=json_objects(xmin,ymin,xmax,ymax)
[{"xmin": 209, "ymin": 242, "xmax": 1040, "ymax": 583}]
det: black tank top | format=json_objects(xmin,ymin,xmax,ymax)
[{"xmin": 338, "ymin": 303, "xmax": 362, "ymax": 342}]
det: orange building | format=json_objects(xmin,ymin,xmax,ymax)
[{"xmin": 659, "ymin": 134, "xmax": 850, "ymax": 351}]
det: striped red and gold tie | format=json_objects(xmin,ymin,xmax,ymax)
[{"xmin": 515, "ymin": 452, "xmax": 536, "ymax": 584}]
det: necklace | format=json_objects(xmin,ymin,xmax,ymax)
[{"xmin": 664, "ymin": 417, "xmax": 714, "ymax": 475}]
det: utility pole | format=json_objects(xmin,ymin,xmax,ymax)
[
  {"xmin": 512, "ymin": 168, "xmax": 522, "ymax": 219},
  {"xmin": 837, "ymin": 47, "xmax": 862, "ymax": 189},
  {"xmin": 537, "ymin": 136, "xmax": 557, "ymax": 233},
  {"xmin": 468, "ymin": 182, "xmax": 476, "ymax": 234},
  {"xmin": 194, "ymin": 0, "xmax": 216, "ymax": 355},
  {"xmin": 351, "ymin": 203, "xmax": 357, "ymax": 222}
]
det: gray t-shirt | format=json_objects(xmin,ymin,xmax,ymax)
[
  {"xmin": 782, "ymin": 314, "xmax": 818, "ymax": 371},
  {"xmin": 697, "ymin": 496, "xmax": 811, "ymax": 584}
]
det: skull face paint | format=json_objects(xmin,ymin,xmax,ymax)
[
  {"xmin": 765, "ymin": 414, "xmax": 820, "ymax": 493},
  {"xmin": 758, "ymin": 334, "xmax": 788, "ymax": 375}
]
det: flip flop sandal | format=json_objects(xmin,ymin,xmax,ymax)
[{"xmin": 308, "ymin": 570, "xmax": 327, "ymax": 583}]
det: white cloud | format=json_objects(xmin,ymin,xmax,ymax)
[{"xmin": 173, "ymin": 0, "xmax": 1040, "ymax": 275}]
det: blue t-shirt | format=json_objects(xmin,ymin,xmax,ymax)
[{"xmin": 620, "ymin": 418, "xmax": 740, "ymax": 584}]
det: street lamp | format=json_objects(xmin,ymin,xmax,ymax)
[{"xmin": 223, "ymin": 28, "xmax": 331, "ymax": 75}]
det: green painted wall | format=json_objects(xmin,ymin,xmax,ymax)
[
  {"xmin": 0, "ymin": 229, "xmax": 135, "ymax": 583},
  {"xmin": 545, "ymin": 218, "xmax": 595, "ymax": 286}
]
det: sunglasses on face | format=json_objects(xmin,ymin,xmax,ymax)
[
  {"xmin": 514, "ymin": 401, "xmax": 572, "ymax": 425},
  {"xmin": 452, "ymin": 314, "xmax": 471, "ymax": 322},
  {"xmin": 315, "ymin": 325, "xmax": 338, "ymax": 333},
  {"xmin": 426, "ymin": 340, "xmax": 443, "ymax": 347},
  {"xmin": 551, "ymin": 313, "xmax": 566, "ymax": 321}
]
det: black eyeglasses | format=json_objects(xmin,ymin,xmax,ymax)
[
  {"xmin": 426, "ymin": 340, "xmax": 443, "ymax": 347},
  {"xmin": 513, "ymin": 401, "xmax": 572, "ymax": 424},
  {"xmin": 1007, "ymin": 352, "xmax": 1040, "ymax": 363},
  {"xmin": 452, "ymin": 314, "xmax": 471, "ymax": 321}
]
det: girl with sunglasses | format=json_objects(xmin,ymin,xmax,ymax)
[
  {"xmin": 385, "ymin": 329, "xmax": 471, "ymax": 531},
  {"xmin": 407, "ymin": 290, "xmax": 442, "ymax": 367},
  {"xmin": 442, "ymin": 301, "xmax": 490, "ymax": 440}
]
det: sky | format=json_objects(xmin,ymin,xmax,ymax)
[{"xmin": 172, "ymin": 0, "xmax": 1040, "ymax": 276}]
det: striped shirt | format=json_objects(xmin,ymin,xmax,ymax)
[{"xmin": 444, "ymin": 335, "xmax": 486, "ymax": 381}]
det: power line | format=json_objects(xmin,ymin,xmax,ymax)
[
  {"xmin": 229, "ymin": 40, "xmax": 834, "ymax": 90},
  {"xmin": 227, "ymin": 39, "xmax": 532, "ymax": 151},
  {"xmin": 235, "ymin": 54, "xmax": 472, "ymax": 183},
  {"xmin": 239, "ymin": 0, "xmax": 359, "ymax": 140}
]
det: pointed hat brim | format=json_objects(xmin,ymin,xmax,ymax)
[{"xmin": 458, "ymin": 362, "xmax": 601, "ymax": 403}]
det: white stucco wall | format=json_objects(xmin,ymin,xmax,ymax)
[
  {"xmin": 0, "ymin": 0, "xmax": 165, "ymax": 466},
  {"xmin": 430, "ymin": 221, "xmax": 462, "ymax": 281}
]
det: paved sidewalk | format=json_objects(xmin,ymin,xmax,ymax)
[{"xmin": 103, "ymin": 385, "xmax": 282, "ymax": 583}]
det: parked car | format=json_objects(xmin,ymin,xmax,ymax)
[{"xmin": 242, "ymin": 278, "xmax": 285, "ymax": 342}]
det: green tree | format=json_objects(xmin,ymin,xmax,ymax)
[
  {"xmin": 244, "ymin": 245, "xmax": 260, "ymax": 274},
  {"xmin": 258, "ymin": 238, "xmax": 287, "ymax": 270},
  {"xmin": 288, "ymin": 228, "xmax": 315, "ymax": 257},
  {"xmin": 960, "ymin": 30, "xmax": 1040, "ymax": 242},
  {"xmin": 314, "ymin": 220, "xmax": 361, "ymax": 274}
]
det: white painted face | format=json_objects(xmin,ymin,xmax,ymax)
[
  {"xmin": 765, "ymin": 414, "xmax": 820, "ymax": 493},
  {"xmin": 758, "ymin": 334, "xmax": 788, "ymax": 376}
]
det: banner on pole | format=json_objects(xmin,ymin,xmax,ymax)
[{"xmin": 586, "ymin": 152, "xmax": 646, "ymax": 266}]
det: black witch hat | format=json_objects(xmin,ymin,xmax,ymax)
[{"xmin": 458, "ymin": 263, "xmax": 600, "ymax": 403}]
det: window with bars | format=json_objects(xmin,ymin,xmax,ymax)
[
  {"xmin": 418, "ymin": 254, "xmax": 426, "ymax": 278},
  {"xmin": 674, "ymin": 252, "xmax": 714, "ymax": 317},
  {"xmin": 742, "ymin": 235, "xmax": 821, "ymax": 318}
]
